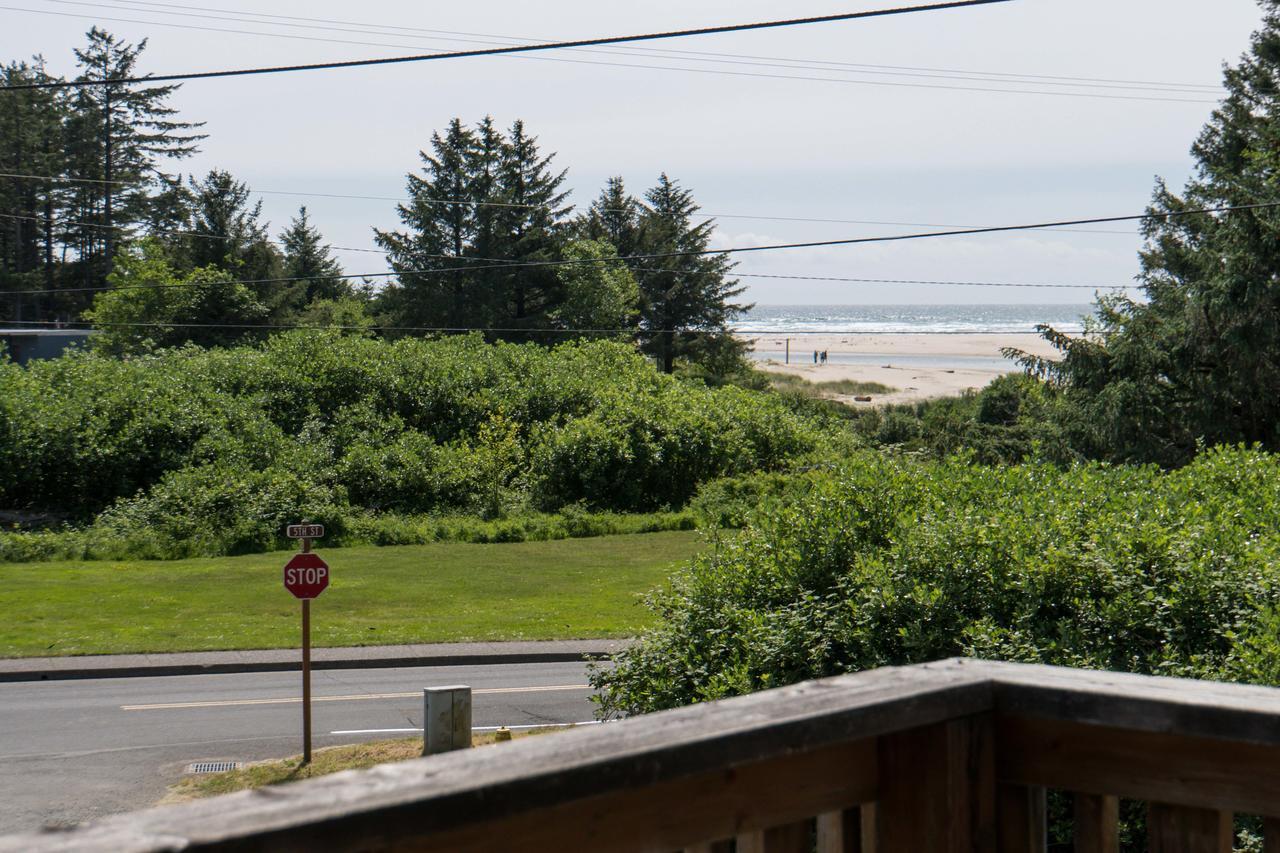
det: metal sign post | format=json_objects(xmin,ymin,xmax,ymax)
[
  {"xmin": 301, "ymin": 534, "xmax": 312, "ymax": 765},
  {"xmin": 284, "ymin": 523, "xmax": 328, "ymax": 765}
]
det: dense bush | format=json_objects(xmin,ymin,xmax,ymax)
[
  {"xmin": 0, "ymin": 506, "xmax": 698, "ymax": 563},
  {"xmin": 593, "ymin": 445, "xmax": 1280, "ymax": 716},
  {"xmin": 0, "ymin": 333, "xmax": 822, "ymax": 558},
  {"xmin": 847, "ymin": 373, "xmax": 1072, "ymax": 464}
]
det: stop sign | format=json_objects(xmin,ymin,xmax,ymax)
[{"xmin": 283, "ymin": 552, "xmax": 330, "ymax": 600}]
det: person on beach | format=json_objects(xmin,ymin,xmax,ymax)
[
  {"xmin": 813, "ymin": 350, "xmax": 818, "ymax": 364},
  {"xmin": 821, "ymin": 350, "xmax": 828, "ymax": 364}
]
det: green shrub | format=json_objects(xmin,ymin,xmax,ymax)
[
  {"xmin": 0, "ymin": 333, "xmax": 831, "ymax": 558},
  {"xmin": 95, "ymin": 463, "xmax": 348, "ymax": 558},
  {"xmin": 530, "ymin": 385, "xmax": 819, "ymax": 512},
  {"xmin": 593, "ymin": 445, "xmax": 1280, "ymax": 716}
]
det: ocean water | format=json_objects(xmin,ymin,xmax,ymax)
[{"xmin": 735, "ymin": 304, "xmax": 1091, "ymax": 335}]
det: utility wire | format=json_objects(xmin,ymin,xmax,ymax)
[
  {"xmin": 1, "ymin": 198, "xmax": 1274, "ymax": 275},
  {"xmin": 0, "ymin": 263, "xmax": 1132, "ymax": 298},
  {"xmin": 4, "ymin": 197, "xmax": 1269, "ymax": 299},
  {"xmin": 26, "ymin": 0, "xmax": 1222, "ymax": 97},
  {"xmin": 0, "ymin": 4, "xmax": 1216, "ymax": 104},
  {"xmin": 0, "ymin": 2, "xmax": 1028, "ymax": 91},
  {"xmin": 0, "ymin": 318, "xmax": 1074, "ymax": 336},
  {"xmin": 89, "ymin": 0, "xmax": 1223, "ymax": 92},
  {"xmin": 0, "ymin": 173, "xmax": 1142, "ymax": 235},
  {"xmin": 732, "ymin": 272, "xmax": 1133, "ymax": 289},
  {"xmin": 0, "ymin": 208, "xmax": 1137, "ymax": 295}
]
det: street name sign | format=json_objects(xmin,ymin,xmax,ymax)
[
  {"xmin": 286, "ymin": 523, "xmax": 324, "ymax": 540},
  {"xmin": 283, "ymin": 552, "xmax": 330, "ymax": 600}
]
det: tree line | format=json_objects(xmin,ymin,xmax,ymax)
[{"xmin": 1, "ymin": 29, "xmax": 748, "ymax": 371}]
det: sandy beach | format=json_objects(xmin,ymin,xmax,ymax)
[{"xmin": 741, "ymin": 333, "xmax": 1059, "ymax": 406}]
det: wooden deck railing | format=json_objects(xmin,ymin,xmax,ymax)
[{"xmin": 6, "ymin": 658, "xmax": 1280, "ymax": 851}]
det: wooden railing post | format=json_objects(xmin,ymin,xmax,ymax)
[
  {"xmin": 877, "ymin": 715, "xmax": 996, "ymax": 853},
  {"xmin": 684, "ymin": 842, "xmax": 731, "ymax": 853},
  {"xmin": 817, "ymin": 804, "xmax": 875, "ymax": 853},
  {"xmin": 1265, "ymin": 817, "xmax": 1280, "ymax": 853},
  {"xmin": 997, "ymin": 784, "xmax": 1046, "ymax": 853},
  {"xmin": 1147, "ymin": 803, "xmax": 1232, "ymax": 853},
  {"xmin": 736, "ymin": 821, "xmax": 810, "ymax": 853},
  {"xmin": 1074, "ymin": 794, "xmax": 1119, "ymax": 853}
]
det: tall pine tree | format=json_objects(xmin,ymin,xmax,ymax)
[
  {"xmin": 272, "ymin": 205, "xmax": 346, "ymax": 319},
  {"xmin": 580, "ymin": 176, "xmax": 643, "ymax": 259},
  {"xmin": 635, "ymin": 174, "xmax": 749, "ymax": 373},
  {"xmin": 1016, "ymin": 0, "xmax": 1280, "ymax": 464},
  {"xmin": 492, "ymin": 120, "xmax": 572, "ymax": 333},
  {"xmin": 280, "ymin": 206, "xmax": 345, "ymax": 301},
  {"xmin": 185, "ymin": 169, "xmax": 281, "ymax": 286},
  {"xmin": 375, "ymin": 117, "xmax": 572, "ymax": 335},
  {"xmin": 62, "ymin": 28, "xmax": 204, "ymax": 292},
  {"xmin": 0, "ymin": 58, "xmax": 65, "ymax": 322},
  {"xmin": 374, "ymin": 118, "xmax": 485, "ymax": 329}
]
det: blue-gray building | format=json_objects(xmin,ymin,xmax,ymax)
[{"xmin": 0, "ymin": 329, "xmax": 98, "ymax": 365}]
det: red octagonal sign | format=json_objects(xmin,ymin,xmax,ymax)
[{"xmin": 283, "ymin": 552, "xmax": 329, "ymax": 600}]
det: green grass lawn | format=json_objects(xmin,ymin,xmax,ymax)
[{"xmin": 0, "ymin": 531, "xmax": 703, "ymax": 658}]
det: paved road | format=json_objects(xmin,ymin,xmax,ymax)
[{"xmin": 0, "ymin": 661, "xmax": 596, "ymax": 833}]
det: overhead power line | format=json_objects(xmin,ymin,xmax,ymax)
[
  {"xmin": 0, "ymin": 3, "xmax": 1217, "ymax": 104},
  {"xmin": 3, "ymin": 197, "xmax": 1271, "ymax": 300},
  {"xmin": 1, "ymin": 198, "xmax": 1273, "ymax": 276},
  {"xmin": 0, "ymin": 1, "xmax": 1021, "ymax": 91},
  {"xmin": 0, "ymin": 318, "xmax": 1074, "ymax": 336},
  {"xmin": 0, "ymin": 263, "xmax": 1133, "ymax": 299},
  {"xmin": 86, "ymin": 0, "xmax": 1223, "ymax": 92},
  {"xmin": 0, "ymin": 173, "xmax": 1142, "ymax": 235},
  {"xmin": 11, "ymin": 0, "xmax": 1221, "ymax": 101},
  {"xmin": 731, "ymin": 272, "xmax": 1133, "ymax": 289}
]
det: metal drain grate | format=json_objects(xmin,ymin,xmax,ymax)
[{"xmin": 185, "ymin": 761, "xmax": 242, "ymax": 774}]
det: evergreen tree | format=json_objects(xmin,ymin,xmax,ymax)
[
  {"xmin": 635, "ymin": 174, "xmax": 749, "ymax": 373},
  {"xmin": 0, "ymin": 58, "xmax": 66, "ymax": 322},
  {"xmin": 468, "ymin": 116, "xmax": 505, "ymax": 271},
  {"xmin": 492, "ymin": 119, "xmax": 572, "ymax": 333},
  {"xmin": 1016, "ymin": 1, "xmax": 1280, "ymax": 464},
  {"xmin": 374, "ymin": 119, "xmax": 484, "ymax": 329},
  {"xmin": 375, "ymin": 117, "xmax": 572, "ymax": 335},
  {"xmin": 277, "ymin": 206, "xmax": 346, "ymax": 317},
  {"xmin": 62, "ymin": 28, "xmax": 204, "ymax": 289},
  {"xmin": 185, "ymin": 169, "xmax": 281, "ymax": 286},
  {"xmin": 142, "ymin": 172, "xmax": 194, "ymax": 258},
  {"xmin": 580, "ymin": 176, "xmax": 643, "ymax": 259}
]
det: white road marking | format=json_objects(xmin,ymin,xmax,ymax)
[
  {"xmin": 329, "ymin": 721, "xmax": 602, "ymax": 735},
  {"xmin": 121, "ymin": 684, "xmax": 591, "ymax": 711}
]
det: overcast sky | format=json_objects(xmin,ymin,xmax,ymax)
[{"xmin": 1, "ymin": 0, "xmax": 1266, "ymax": 305}]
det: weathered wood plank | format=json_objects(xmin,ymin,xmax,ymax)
[
  {"xmin": 997, "ymin": 714, "xmax": 1280, "ymax": 815},
  {"xmin": 860, "ymin": 803, "xmax": 878, "ymax": 853},
  {"xmin": 996, "ymin": 784, "xmax": 1045, "ymax": 853},
  {"xmin": 1073, "ymin": 793, "xmax": 1119, "ymax": 853},
  {"xmin": 13, "ymin": 659, "xmax": 1280, "ymax": 852},
  {"xmin": 0, "ymin": 663, "xmax": 984, "ymax": 852},
  {"xmin": 983, "ymin": 660, "xmax": 1280, "ymax": 748},
  {"xmin": 816, "ymin": 807, "xmax": 863, "ymax": 853},
  {"xmin": 1266, "ymin": 817, "xmax": 1280, "ymax": 853},
  {"xmin": 683, "ymin": 842, "xmax": 731, "ymax": 853},
  {"xmin": 877, "ymin": 715, "xmax": 996, "ymax": 853},
  {"xmin": 1147, "ymin": 802, "xmax": 1232, "ymax": 853},
  {"xmin": 388, "ymin": 740, "xmax": 873, "ymax": 853},
  {"xmin": 736, "ymin": 820, "xmax": 810, "ymax": 853}
]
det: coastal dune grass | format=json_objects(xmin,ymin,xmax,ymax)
[
  {"xmin": 765, "ymin": 372, "xmax": 895, "ymax": 398},
  {"xmin": 0, "ymin": 531, "xmax": 702, "ymax": 658}
]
